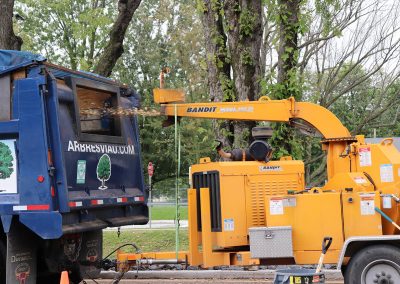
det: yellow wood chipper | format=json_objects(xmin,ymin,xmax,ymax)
[{"xmin": 118, "ymin": 88, "xmax": 400, "ymax": 284}]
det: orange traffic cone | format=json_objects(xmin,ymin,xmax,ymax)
[{"xmin": 60, "ymin": 271, "xmax": 69, "ymax": 284}]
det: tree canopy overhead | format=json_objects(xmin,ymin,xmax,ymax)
[
  {"xmin": 14, "ymin": 0, "xmax": 142, "ymax": 76},
  {"xmin": 1, "ymin": 0, "xmax": 399, "ymax": 186}
]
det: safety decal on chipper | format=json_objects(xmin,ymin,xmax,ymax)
[
  {"xmin": 224, "ymin": 218, "xmax": 235, "ymax": 231},
  {"xmin": 270, "ymin": 198, "xmax": 284, "ymax": 215},
  {"xmin": 380, "ymin": 164, "xmax": 394, "ymax": 183},
  {"xmin": 0, "ymin": 139, "xmax": 17, "ymax": 194},
  {"xmin": 283, "ymin": 197, "xmax": 296, "ymax": 207},
  {"xmin": 360, "ymin": 193, "xmax": 375, "ymax": 215},
  {"xmin": 382, "ymin": 195, "xmax": 392, "ymax": 209},
  {"xmin": 359, "ymin": 147, "xmax": 372, "ymax": 167},
  {"xmin": 353, "ymin": 176, "xmax": 367, "ymax": 184}
]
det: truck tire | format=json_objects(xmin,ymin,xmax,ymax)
[
  {"xmin": 344, "ymin": 244, "xmax": 400, "ymax": 284},
  {"xmin": 0, "ymin": 241, "xmax": 6, "ymax": 283}
]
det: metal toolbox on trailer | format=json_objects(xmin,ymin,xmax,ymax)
[{"xmin": 249, "ymin": 226, "xmax": 293, "ymax": 258}]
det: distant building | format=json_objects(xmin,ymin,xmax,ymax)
[{"xmin": 365, "ymin": 137, "xmax": 400, "ymax": 151}]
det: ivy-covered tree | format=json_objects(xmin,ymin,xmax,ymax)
[
  {"xmin": 197, "ymin": 0, "xmax": 262, "ymax": 148},
  {"xmin": 96, "ymin": 154, "xmax": 111, "ymax": 190},
  {"xmin": 0, "ymin": 142, "xmax": 14, "ymax": 179}
]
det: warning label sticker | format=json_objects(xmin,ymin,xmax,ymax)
[
  {"xmin": 283, "ymin": 197, "xmax": 296, "ymax": 207},
  {"xmin": 270, "ymin": 198, "xmax": 284, "ymax": 215},
  {"xmin": 360, "ymin": 194, "xmax": 375, "ymax": 215},
  {"xmin": 354, "ymin": 176, "xmax": 367, "ymax": 184},
  {"xmin": 359, "ymin": 147, "xmax": 372, "ymax": 167},
  {"xmin": 380, "ymin": 164, "xmax": 394, "ymax": 183},
  {"xmin": 224, "ymin": 219, "xmax": 234, "ymax": 231}
]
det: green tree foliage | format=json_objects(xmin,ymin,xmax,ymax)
[
  {"xmin": 96, "ymin": 154, "xmax": 111, "ymax": 189},
  {"xmin": 16, "ymin": 0, "xmax": 117, "ymax": 70},
  {"xmin": 0, "ymin": 142, "xmax": 14, "ymax": 179},
  {"xmin": 11, "ymin": 0, "xmax": 400, "ymax": 188},
  {"xmin": 114, "ymin": 0, "xmax": 216, "ymax": 183}
]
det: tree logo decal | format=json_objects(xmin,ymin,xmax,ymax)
[
  {"xmin": 96, "ymin": 154, "xmax": 111, "ymax": 190},
  {"xmin": 0, "ymin": 142, "xmax": 14, "ymax": 179}
]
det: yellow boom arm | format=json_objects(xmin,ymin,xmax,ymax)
[{"xmin": 154, "ymin": 89, "xmax": 350, "ymax": 139}]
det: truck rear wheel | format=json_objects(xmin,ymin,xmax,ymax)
[{"xmin": 344, "ymin": 244, "xmax": 400, "ymax": 284}]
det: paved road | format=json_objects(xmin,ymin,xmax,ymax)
[
  {"xmin": 89, "ymin": 280, "xmax": 344, "ymax": 284},
  {"xmin": 84, "ymin": 270, "xmax": 344, "ymax": 283}
]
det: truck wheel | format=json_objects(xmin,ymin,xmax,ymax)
[
  {"xmin": 344, "ymin": 244, "xmax": 400, "ymax": 284},
  {"xmin": 0, "ymin": 241, "xmax": 6, "ymax": 283}
]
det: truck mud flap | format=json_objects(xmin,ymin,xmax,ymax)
[
  {"xmin": 6, "ymin": 219, "xmax": 39, "ymax": 284},
  {"xmin": 76, "ymin": 230, "xmax": 103, "ymax": 280}
]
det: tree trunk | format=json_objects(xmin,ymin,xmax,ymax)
[
  {"xmin": 93, "ymin": 0, "xmax": 142, "ymax": 77},
  {"xmin": 277, "ymin": 0, "xmax": 301, "ymax": 99},
  {"xmin": 224, "ymin": 0, "xmax": 262, "ymax": 147},
  {"xmin": 224, "ymin": 0, "xmax": 262, "ymax": 102},
  {"xmin": 200, "ymin": 0, "xmax": 231, "ymax": 102},
  {"xmin": 199, "ymin": 0, "xmax": 233, "ymax": 147},
  {"xmin": 199, "ymin": 0, "xmax": 262, "ymax": 148},
  {"xmin": 0, "ymin": 0, "xmax": 23, "ymax": 50},
  {"xmin": 270, "ymin": 0, "xmax": 301, "ymax": 159}
]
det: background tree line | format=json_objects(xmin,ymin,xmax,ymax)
[{"xmin": 1, "ymin": 0, "xmax": 399, "ymax": 187}]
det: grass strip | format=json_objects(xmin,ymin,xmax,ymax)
[{"xmin": 103, "ymin": 229, "xmax": 189, "ymax": 258}]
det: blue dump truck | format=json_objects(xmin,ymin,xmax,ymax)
[{"xmin": 0, "ymin": 50, "xmax": 148, "ymax": 283}]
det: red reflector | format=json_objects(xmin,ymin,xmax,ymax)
[
  {"xmin": 69, "ymin": 201, "xmax": 83, "ymax": 207},
  {"xmin": 134, "ymin": 196, "xmax": 145, "ymax": 202},
  {"xmin": 37, "ymin": 175, "xmax": 45, "ymax": 183},
  {"xmin": 117, "ymin": 197, "xmax": 128, "ymax": 203},
  {"xmin": 51, "ymin": 186, "xmax": 55, "ymax": 197},
  {"xmin": 27, "ymin": 205, "xmax": 49, "ymax": 210}
]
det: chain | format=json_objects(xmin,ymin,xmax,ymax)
[
  {"xmin": 80, "ymin": 107, "xmax": 160, "ymax": 117},
  {"xmin": 72, "ymin": 236, "xmax": 82, "ymax": 262}
]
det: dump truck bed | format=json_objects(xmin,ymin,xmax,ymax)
[{"xmin": 0, "ymin": 50, "xmax": 148, "ymax": 239}]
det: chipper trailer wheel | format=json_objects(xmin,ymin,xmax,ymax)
[{"xmin": 345, "ymin": 244, "xmax": 400, "ymax": 284}]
